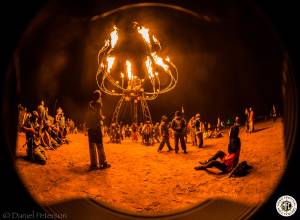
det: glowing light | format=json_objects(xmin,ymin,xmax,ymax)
[
  {"xmin": 137, "ymin": 26, "xmax": 150, "ymax": 44},
  {"xmin": 96, "ymin": 22, "xmax": 179, "ymax": 124},
  {"xmin": 145, "ymin": 56, "xmax": 154, "ymax": 79},
  {"xmin": 104, "ymin": 40, "xmax": 109, "ymax": 47},
  {"xmin": 151, "ymin": 52, "xmax": 169, "ymax": 71},
  {"xmin": 152, "ymin": 35, "xmax": 159, "ymax": 43},
  {"xmin": 110, "ymin": 25, "xmax": 118, "ymax": 48},
  {"xmin": 126, "ymin": 60, "xmax": 133, "ymax": 80},
  {"xmin": 106, "ymin": 57, "xmax": 115, "ymax": 73}
]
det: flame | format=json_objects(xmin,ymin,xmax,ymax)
[
  {"xmin": 145, "ymin": 56, "xmax": 154, "ymax": 79},
  {"xmin": 152, "ymin": 35, "xmax": 159, "ymax": 44},
  {"xmin": 110, "ymin": 25, "xmax": 118, "ymax": 48},
  {"xmin": 137, "ymin": 26, "xmax": 150, "ymax": 44},
  {"xmin": 106, "ymin": 57, "xmax": 115, "ymax": 73},
  {"xmin": 126, "ymin": 60, "xmax": 133, "ymax": 80},
  {"xmin": 151, "ymin": 52, "xmax": 169, "ymax": 71},
  {"xmin": 165, "ymin": 56, "xmax": 170, "ymax": 62},
  {"xmin": 120, "ymin": 72, "xmax": 124, "ymax": 78}
]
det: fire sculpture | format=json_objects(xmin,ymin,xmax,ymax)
[{"xmin": 96, "ymin": 22, "xmax": 178, "ymax": 123}]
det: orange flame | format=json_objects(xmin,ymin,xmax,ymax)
[
  {"xmin": 126, "ymin": 60, "xmax": 133, "ymax": 80},
  {"xmin": 151, "ymin": 52, "xmax": 169, "ymax": 71},
  {"xmin": 106, "ymin": 57, "xmax": 115, "ymax": 72},
  {"xmin": 152, "ymin": 35, "xmax": 159, "ymax": 44},
  {"xmin": 110, "ymin": 25, "xmax": 118, "ymax": 48},
  {"xmin": 145, "ymin": 56, "xmax": 154, "ymax": 79},
  {"xmin": 137, "ymin": 26, "xmax": 150, "ymax": 44}
]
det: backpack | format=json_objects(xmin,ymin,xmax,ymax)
[{"xmin": 228, "ymin": 161, "xmax": 253, "ymax": 177}]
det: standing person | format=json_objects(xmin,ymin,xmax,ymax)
[
  {"xmin": 153, "ymin": 122, "xmax": 161, "ymax": 143},
  {"xmin": 271, "ymin": 104, "xmax": 277, "ymax": 121},
  {"xmin": 171, "ymin": 111, "xmax": 187, "ymax": 154},
  {"xmin": 188, "ymin": 117, "xmax": 196, "ymax": 146},
  {"xmin": 195, "ymin": 113, "xmax": 203, "ymax": 148},
  {"xmin": 234, "ymin": 116, "xmax": 240, "ymax": 127},
  {"xmin": 37, "ymin": 100, "xmax": 46, "ymax": 123},
  {"xmin": 157, "ymin": 115, "xmax": 173, "ymax": 152},
  {"xmin": 131, "ymin": 123, "xmax": 139, "ymax": 142},
  {"xmin": 142, "ymin": 121, "xmax": 152, "ymax": 145},
  {"xmin": 87, "ymin": 90, "xmax": 110, "ymax": 170},
  {"xmin": 216, "ymin": 116, "xmax": 221, "ymax": 131},
  {"xmin": 244, "ymin": 108, "xmax": 249, "ymax": 132},
  {"xmin": 249, "ymin": 107, "xmax": 255, "ymax": 133}
]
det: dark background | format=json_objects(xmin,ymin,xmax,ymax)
[
  {"xmin": 0, "ymin": 0, "xmax": 299, "ymax": 219},
  {"xmin": 15, "ymin": 0, "xmax": 283, "ymax": 125}
]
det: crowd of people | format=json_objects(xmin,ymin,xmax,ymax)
[
  {"xmin": 18, "ymin": 91, "xmax": 279, "ymax": 177},
  {"xmin": 18, "ymin": 101, "xmax": 77, "ymax": 164},
  {"xmin": 100, "ymin": 112, "xmax": 226, "ymax": 148}
]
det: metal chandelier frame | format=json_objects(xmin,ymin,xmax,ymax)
[{"xmin": 96, "ymin": 22, "xmax": 178, "ymax": 123}]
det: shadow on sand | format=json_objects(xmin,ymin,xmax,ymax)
[{"xmin": 253, "ymin": 127, "xmax": 270, "ymax": 133}]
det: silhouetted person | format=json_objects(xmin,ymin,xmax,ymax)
[
  {"xmin": 234, "ymin": 116, "xmax": 240, "ymax": 127},
  {"xmin": 244, "ymin": 107, "xmax": 249, "ymax": 132},
  {"xmin": 158, "ymin": 115, "xmax": 173, "ymax": 152},
  {"xmin": 271, "ymin": 104, "xmax": 277, "ymax": 121},
  {"xmin": 87, "ymin": 90, "xmax": 110, "ymax": 170},
  {"xmin": 249, "ymin": 107, "xmax": 254, "ymax": 133},
  {"xmin": 171, "ymin": 111, "xmax": 187, "ymax": 154},
  {"xmin": 216, "ymin": 116, "xmax": 221, "ymax": 131}
]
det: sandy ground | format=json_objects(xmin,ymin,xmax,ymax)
[{"xmin": 15, "ymin": 119, "xmax": 285, "ymax": 215}]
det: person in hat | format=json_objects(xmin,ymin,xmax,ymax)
[
  {"xmin": 194, "ymin": 125, "xmax": 241, "ymax": 173},
  {"xmin": 157, "ymin": 115, "xmax": 173, "ymax": 152},
  {"xmin": 87, "ymin": 90, "xmax": 110, "ymax": 170},
  {"xmin": 171, "ymin": 111, "xmax": 187, "ymax": 153}
]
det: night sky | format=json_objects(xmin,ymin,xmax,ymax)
[{"xmin": 16, "ymin": 0, "xmax": 284, "ymax": 125}]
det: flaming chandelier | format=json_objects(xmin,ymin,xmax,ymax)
[{"xmin": 96, "ymin": 22, "xmax": 178, "ymax": 123}]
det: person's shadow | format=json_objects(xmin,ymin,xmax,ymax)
[{"xmin": 253, "ymin": 127, "xmax": 270, "ymax": 133}]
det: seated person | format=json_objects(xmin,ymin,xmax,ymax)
[
  {"xmin": 22, "ymin": 111, "xmax": 47, "ymax": 165},
  {"xmin": 194, "ymin": 125, "xmax": 240, "ymax": 173}
]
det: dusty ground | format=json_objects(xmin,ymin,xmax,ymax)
[{"xmin": 16, "ymin": 119, "xmax": 285, "ymax": 215}]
